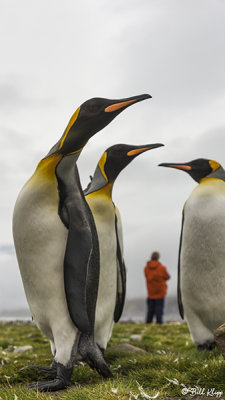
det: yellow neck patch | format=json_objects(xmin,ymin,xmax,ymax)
[
  {"xmin": 86, "ymin": 182, "xmax": 113, "ymax": 200},
  {"xmin": 34, "ymin": 153, "xmax": 62, "ymax": 181},
  {"xmin": 209, "ymin": 160, "xmax": 220, "ymax": 172},
  {"xmin": 98, "ymin": 152, "xmax": 108, "ymax": 182},
  {"xmin": 200, "ymin": 177, "xmax": 222, "ymax": 184},
  {"xmin": 59, "ymin": 106, "xmax": 80, "ymax": 150}
]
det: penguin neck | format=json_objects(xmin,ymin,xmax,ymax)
[
  {"xmin": 32, "ymin": 148, "xmax": 82, "ymax": 183},
  {"xmin": 85, "ymin": 181, "xmax": 114, "ymax": 200},
  {"xmin": 33, "ymin": 153, "xmax": 63, "ymax": 182},
  {"xmin": 200, "ymin": 166, "xmax": 225, "ymax": 184},
  {"xmin": 84, "ymin": 164, "xmax": 115, "ymax": 199},
  {"xmin": 98, "ymin": 182, "xmax": 114, "ymax": 199}
]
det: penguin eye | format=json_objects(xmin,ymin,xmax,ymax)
[
  {"xmin": 87, "ymin": 104, "xmax": 100, "ymax": 113},
  {"xmin": 113, "ymin": 150, "xmax": 125, "ymax": 159}
]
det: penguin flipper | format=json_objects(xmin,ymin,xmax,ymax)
[
  {"xmin": 178, "ymin": 209, "xmax": 185, "ymax": 319},
  {"xmin": 63, "ymin": 202, "xmax": 92, "ymax": 332},
  {"xmin": 114, "ymin": 210, "xmax": 126, "ymax": 323},
  {"xmin": 56, "ymin": 155, "xmax": 95, "ymax": 333}
]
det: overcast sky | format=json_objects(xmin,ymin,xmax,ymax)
[{"xmin": 1, "ymin": 0, "xmax": 225, "ymax": 314}]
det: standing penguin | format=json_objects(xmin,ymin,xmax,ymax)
[
  {"xmin": 159, "ymin": 158, "xmax": 225, "ymax": 349},
  {"xmin": 13, "ymin": 94, "xmax": 151, "ymax": 391},
  {"xmin": 84, "ymin": 143, "xmax": 164, "ymax": 351}
]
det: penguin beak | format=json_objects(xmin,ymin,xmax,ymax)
[
  {"xmin": 158, "ymin": 163, "xmax": 192, "ymax": 171},
  {"xmin": 127, "ymin": 143, "xmax": 164, "ymax": 156},
  {"xmin": 104, "ymin": 94, "xmax": 152, "ymax": 113}
]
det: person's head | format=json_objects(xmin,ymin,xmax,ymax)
[{"xmin": 151, "ymin": 251, "xmax": 160, "ymax": 261}]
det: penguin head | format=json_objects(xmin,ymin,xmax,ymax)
[
  {"xmin": 53, "ymin": 94, "xmax": 152, "ymax": 156},
  {"xmin": 159, "ymin": 158, "xmax": 221, "ymax": 182},
  {"xmin": 99, "ymin": 143, "xmax": 164, "ymax": 183}
]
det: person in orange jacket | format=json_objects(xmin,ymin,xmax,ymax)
[{"xmin": 144, "ymin": 251, "xmax": 170, "ymax": 324}]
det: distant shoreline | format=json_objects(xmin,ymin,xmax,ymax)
[{"xmin": 0, "ymin": 296, "xmax": 182, "ymax": 323}]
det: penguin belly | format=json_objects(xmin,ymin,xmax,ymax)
[
  {"xmin": 180, "ymin": 179, "xmax": 225, "ymax": 345},
  {"xmin": 13, "ymin": 177, "xmax": 77, "ymax": 365},
  {"xmin": 85, "ymin": 193, "xmax": 117, "ymax": 349}
]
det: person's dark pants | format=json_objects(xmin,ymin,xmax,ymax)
[{"xmin": 146, "ymin": 297, "xmax": 165, "ymax": 324}]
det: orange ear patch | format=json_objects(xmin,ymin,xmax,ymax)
[
  {"xmin": 104, "ymin": 99, "xmax": 136, "ymax": 113},
  {"xmin": 98, "ymin": 151, "xmax": 108, "ymax": 182},
  {"xmin": 209, "ymin": 160, "xmax": 221, "ymax": 172}
]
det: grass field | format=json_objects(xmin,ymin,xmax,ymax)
[{"xmin": 0, "ymin": 322, "xmax": 224, "ymax": 399}]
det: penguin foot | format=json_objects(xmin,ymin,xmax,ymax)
[
  {"xmin": 29, "ymin": 378, "xmax": 67, "ymax": 392},
  {"xmin": 20, "ymin": 360, "xmax": 57, "ymax": 379},
  {"xmin": 197, "ymin": 342, "xmax": 216, "ymax": 351},
  {"xmin": 29, "ymin": 362, "xmax": 73, "ymax": 392},
  {"xmin": 98, "ymin": 345, "xmax": 105, "ymax": 357},
  {"xmin": 78, "ymin": 334, "xmax": 112, "ymax": 378}
]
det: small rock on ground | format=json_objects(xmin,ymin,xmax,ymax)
[
  {"xmin": 130, "ymin": 334, "xmax": 143, "ymax": 342},
  {"xmin": 107, "ymin": 343, "xmax": 146, "ymax": 354},
  {"xmin": 13, "ymin": 345, "xmax": 33, "ymax": 354}
]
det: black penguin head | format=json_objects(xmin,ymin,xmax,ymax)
[
  {"xmin": 99, "ymin": 143, "xmax": 164, "ymax": 183},
  {"xmin": 56, "ymin": 94, "xmax": 151, "ymax": 155},
  {"xmin": 159, "ymin": 158, "xmax": 221, "ymax": 182}
]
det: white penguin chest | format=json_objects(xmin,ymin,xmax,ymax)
[
  {"xmin": 85, "ymin": 192, "xmax": 117, "ymax": 346},
  {"xmin": 86, "ymin": 193, "xmax": 117, "ymax": 272},
  {"xmin": 13, "ymin": 175, "xmax": 68, "ymax": 315},
  {"xmin": 13, "ymin": 177, "xmax": 67, "ymax": 258},
  {"xmin": 180, "ymin": 179, "xmax": 225, "ymax": 314}
]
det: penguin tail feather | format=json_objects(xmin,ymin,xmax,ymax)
[{"xmin": 78, "ymin": 333, "xmax": 112, "ymax": 378}]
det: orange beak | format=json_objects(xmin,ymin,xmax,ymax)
[
  {"xmin": 159, "ymin": 163, "xmax": 192, "ymax": 171},
  {"xmin": 104, "ymin": 94, "xmax": 151, "ymax": 113}
]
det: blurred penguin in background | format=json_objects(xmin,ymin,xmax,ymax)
[{"xmin": 159, "ymin": 158, "xmax": 225, "ymax": 349}]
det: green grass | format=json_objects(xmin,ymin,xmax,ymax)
[{"xmin": 0, "ymin": 322, "xmax": 224, "ymax": 399}]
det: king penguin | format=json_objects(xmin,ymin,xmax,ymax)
[
  {"xmin": 84, "ymin": 143, "xmax": 164, "ymax": 351},
  {"xmin": 13, "ymin": 94, "xmax": 151, "ymax": 391},
  {"xmin": 159, "ymin": 158, "xmax": 225, "ymax": 349}
]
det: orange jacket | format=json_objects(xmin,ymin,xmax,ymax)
[{"xmin": 144, "ymin": 260, "xmax": 170, "ymax": 299}]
